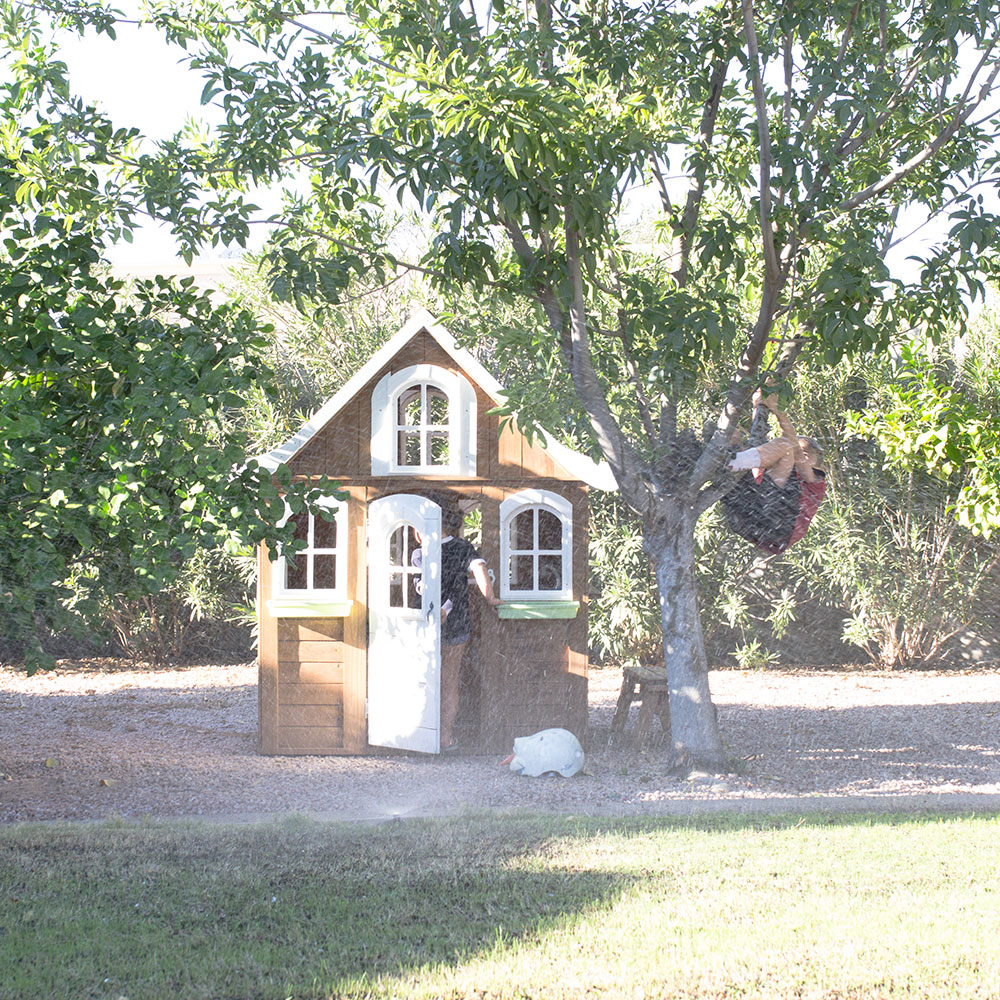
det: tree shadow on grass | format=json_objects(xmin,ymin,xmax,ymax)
[
  {"xmin": 0, "ymin": 815, "xmax": 637, "ymax": 1000},
  {"xmin": 2, "ymin": 810, "xmax": 998, "ymax": 999}
]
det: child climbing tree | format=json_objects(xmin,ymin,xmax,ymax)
[{"xmin": 723, "ymin": 391, "xmax": 827, "ymax": 554}]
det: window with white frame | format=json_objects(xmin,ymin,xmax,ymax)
[
  {"xmin": 395, "ymin": 382, "xmax": 451, "ymax": 468},
  {"xmin": 274, "ymin": 497, "xmax": 347, "ymax": 600},
  {"xmin": 387, "ymin": 521, "xmax": 424, "ymax": 612},
  {"xmin": 499, "ymin": 490, "xmax": 573, "ymax": 601},
  {"xmin": 371, "ymin": 364, "xmax": 477, "ymax": 476}
]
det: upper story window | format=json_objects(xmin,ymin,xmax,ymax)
[
  {"xmin": 371, "ymin": 363, "xmax": 477, "ymax": 476},
  {"xmin": 396, "ymin": 383, "xmax": 450, "ymax": 467},
  {"xmin": 499, "ymin": 490, "xmax": 573, "ymax": 601},
  {"xmin": 274, "ymin": 496, "xmax": 347, "ymax": 600}
]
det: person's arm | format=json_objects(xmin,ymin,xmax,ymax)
[{"xmin": 470, "ymin": 559, "xmax": 502, "ymax": 607}]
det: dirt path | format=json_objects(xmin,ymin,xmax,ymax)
[{"xmin": 1, "ymin": 662, "xmax": 998, "ymax": 823}]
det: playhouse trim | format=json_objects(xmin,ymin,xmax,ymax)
[{"xmin": 266, "ymin": 598, "xmax": 354, "ymax": 618}]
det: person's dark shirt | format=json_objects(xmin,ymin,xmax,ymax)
[{"xmin": 440, "ymin": 537, "xmax": 482, "ymax": 641}]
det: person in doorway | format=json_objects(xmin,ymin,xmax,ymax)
[
  {"xmin": 721, "ymin": 389, "xmax": 827, "ymax": 554},
  {"xmin": 416, "ymin": 501, "xmax": 502, "ymax": 751}
]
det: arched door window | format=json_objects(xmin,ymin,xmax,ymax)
[{"xmin": 387, "ymin": 521, "xmax": 424, "ymax": 612}]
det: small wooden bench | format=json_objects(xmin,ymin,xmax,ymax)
[{"xmin": 610, "ymin": 664, "xmax": 671, "ymax": 748}]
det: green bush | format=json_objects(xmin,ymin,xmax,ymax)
[
  {"xmin": 787, "ymin": 330, "xmax": 1000, "ymax": 669},
  {"xmin": 588, "ymin": 493, "xmax": 662, "ymax": 668}
]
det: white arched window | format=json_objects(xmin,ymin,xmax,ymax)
[
  {"xmin": 499, "ymin": 490, "xmax": 573, "ymax": 602},
  {"xmin": 268, "ymin": 496, "xmax": 351, "ymax": 616},
  {"xmin": 371, "ymin": 364, "xmax": 477, "ymax": 476}
]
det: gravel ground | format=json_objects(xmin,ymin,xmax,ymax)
[{"xmin": 1, "ymin": 661, "xmax": 998, "ymax": 823}]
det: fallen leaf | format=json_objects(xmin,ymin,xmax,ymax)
[
  {"xmin": 44, "ymin": 757, "xmax": 58, "ymax": 768},
  {"xmin": 98, "ymin": 778, "xmax": 117, "ymax": 787}
]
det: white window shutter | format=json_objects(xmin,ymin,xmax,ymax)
[
  {"xmin": 457, "ymin": 373, "xmax": 477, "ymax": 477},
  {"xmin": 371, "ymin": 371, "xmax": 392, "ymax": 475}
]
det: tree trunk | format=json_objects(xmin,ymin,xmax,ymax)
[{"xmin": 644, "ymin": 503, "xmax": 725, "ymax": 769}]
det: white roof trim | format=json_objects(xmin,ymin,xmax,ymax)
[{"xmin": 255, "ymin": 308, "xmax": 618, "ymax": 491}]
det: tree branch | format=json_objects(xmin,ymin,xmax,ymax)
[
  {"xmin": 837, "ymin": 55, "xmax": 1000, "ymax": 214},
  {"xmin": 741, "ymin": 0, "xmax": 780, "ymax": 284},
  {"xmin": 658, "ymin": 395, "xmax": 677, "ymax": 457},
  {"xmin": 691, "ymin": 275, "xmax": 783, "ymax": 492},
  {"xmin": 501, "ymin": 216, "xmax": 571, "ymax": 361},
  {"xmin": 649, "ymin": 153, "xmax": 673, "ymax": 215},
  {"xmin": 798, "ymin": 3, "xmax": 859, "ymax": 136},
  {"xmin": 782, "ymin": 31, "xmax": 792, "ymax": 135},
  {"xmin": 564, "ymin": 214, "xmax": 650, "ymax": 510},
  {"xmin": 607, "ymin": 256, "xmax": 658, "ymax": 442},
  {"xmin": 263, "ymin": 220, "xmax": 522, "ymax": 295},
  {"xmin": 674, "ymin": 54, "xmax": 730, "ymax": 286},
  {"xmin": 837, "ymin": 44, "xmax": 967, "ymax": 162},
  {"xmin": 878, "ymin": 0, "xmax": 887, "ymax": 70},
  {"xmin": 884, "ymin": 179, "xmax": 997, "ymax": 253}
]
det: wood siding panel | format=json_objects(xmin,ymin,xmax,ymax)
[
  {"xmin": 357, "ymin": 394, "xmax": 370, "ymax": 476},
  {"xmin": 280, "ymin": 683, "xmax": 344, "ymax": 706},
  {"xmin": 475, "ymin": 384, "xmax": 492, "ymax": 480},
  {"xmin": 568, "ymin": 486, "xmax": 590, "ymax": 702},
  {"xmin": 278, "ymin": 620, "xmax": 344, "ymax": 643},
  {"xmin": 290, "ymin": 393, "xmax": 363, "ymax": 479},
  {"xmin": 495, "ymin": 419, "xmax": 522, "ymax": 475},
  {"xmin": 480, "ymin": 482, "xmax": 587, "ymax": 753},
  {"xmin": 476, "ymin": 494, "xmax": 503, "ymax": 750},
  {"xmin": 279, "ymin": 661, "xmax": 345, "ymax": 685},
  {"xmin": 278, "ymin": 703, "xmax": 344, "ymax": 728},
  {"xmin": 278, "ymin": 727, "xmax": 345, "ymax": 751},
  {"xmin": 278, "ymin": 640, "xmax": 345, "ymax": 662},
  {"xmin": 474, "ymin": 484, "xmax": 589, "ymax": 752},
  {"xmin": 520, "ymin": 435, "xmax": 560, "ymax": 478}
]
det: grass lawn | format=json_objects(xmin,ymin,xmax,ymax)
[{"xmin": 1, "ymin": 810, "xmax": 998, "ymax": 999}]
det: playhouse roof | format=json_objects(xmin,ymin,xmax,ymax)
[{"xmin": 256, "ymin": 309, "xmax": 617, "ymax": 490}]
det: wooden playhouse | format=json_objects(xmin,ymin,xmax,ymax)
[{"xmin": 255, "ymin": 309, "xmax": 614, "ymax": 755}]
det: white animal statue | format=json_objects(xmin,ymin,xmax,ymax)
[{"xmin": 502, "ymin": 728, "xmax": 585, "ymax": 777}]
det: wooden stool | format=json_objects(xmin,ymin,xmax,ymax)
[{"xmin": 610, "ymin": 665, "xmax": 671, "ymax": 748}]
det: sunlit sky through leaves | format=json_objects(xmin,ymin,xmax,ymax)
[{"xmin": 53, "ymin": 11, "xmax": 988, "ymax": 289}]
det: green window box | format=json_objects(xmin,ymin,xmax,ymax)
[
  {"xmin": 498, "ymin": 601, "xmax": 580, "ymax": 620},
  {"xmin": 266, "ymin": 599, "xmax": 354, "ymax": 618}
]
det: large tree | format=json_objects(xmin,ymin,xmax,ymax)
[{"xmin": 35, "ymin": 0, "xmax": 1000, "ymax": 762}]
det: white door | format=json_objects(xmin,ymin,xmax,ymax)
[{"xmin": 367, "ymin": 494, "xmax": 442, "ymax": 753}]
